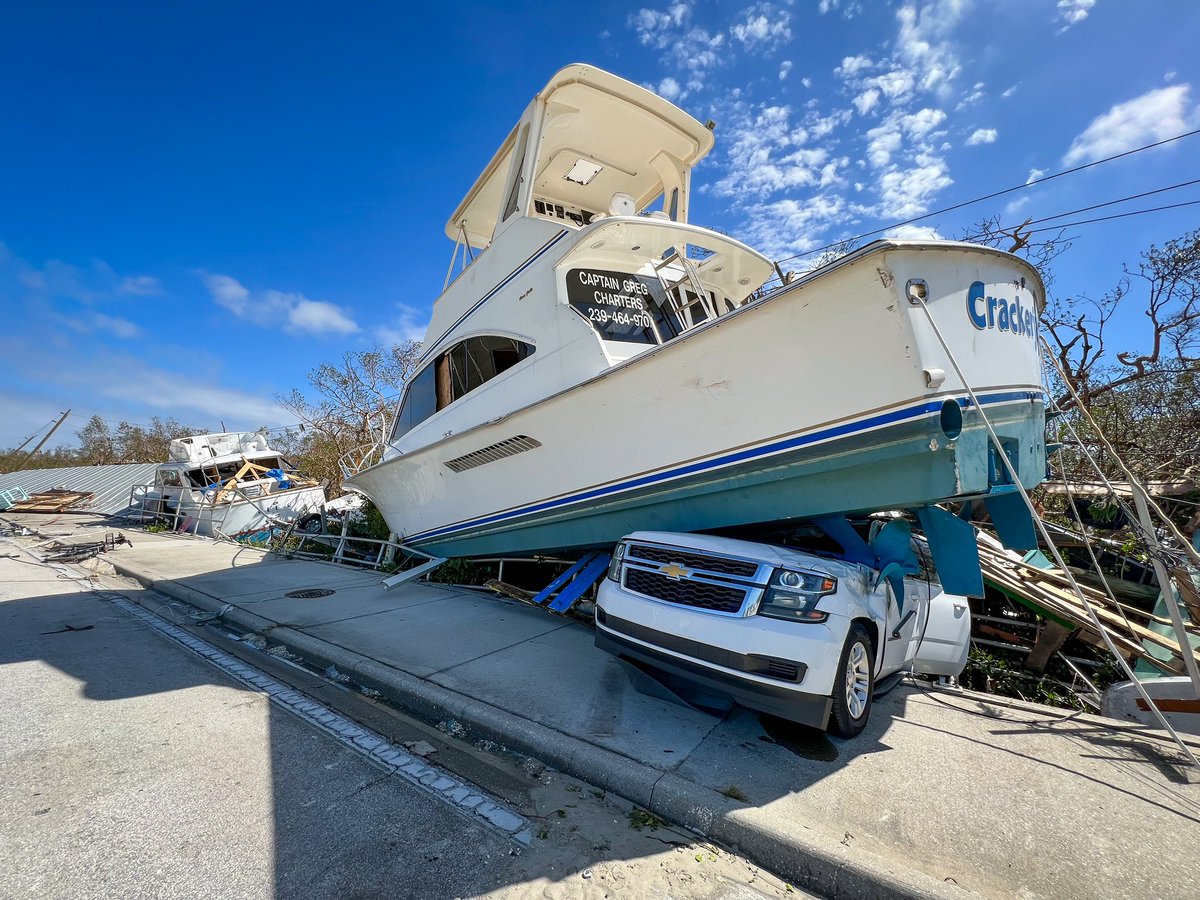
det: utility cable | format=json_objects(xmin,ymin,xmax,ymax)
[
  {"xmin": 774, "ymin": 126, "xmax": 1200, "ymax": 265},
  {"xmin": 1022, "ymin": 198, "xmax": 1200, "ymax": 237},
  {"xmin": 1013, "ymin": 178, "xmax": 1200, "ymax": 229},
  {"xmin": 910, "ymin": 297, "xmax": 1200, "ymax": 769}
]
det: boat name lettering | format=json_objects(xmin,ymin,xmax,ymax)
[
  {"xmin": 966, "ymin": 281, "xmax": 1036, "ymax": 339},
  {"xmin": 567, "ymin": 267, "xmax": 665, "ymax": 344}
]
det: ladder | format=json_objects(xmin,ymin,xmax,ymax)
[{"xmin": 651, "ymin": 247, "xmax": 717, "ymax": 330}]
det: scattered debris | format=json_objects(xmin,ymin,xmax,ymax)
[
  {"xmin": 323, "ymin": 665, "xmax": 350, "ymax": 683},
  {"xmin": 406, "ymin": 740, "xmax": 438, "ymax": 757},
  {"xmin": 628, "ymin": 808, "xmax": 665, "ymax": 831},
  {"xmin": 977, "ymin": 531, "xmax": 1199, "ymax": 675},
  {"xmin": 720, "ymin": 784, "xmax": 748, "ymax": 802},
  {"xmin": 2, "ymin": 489, "xmax": 94, "ymax": 513},
  {"xmin": 43, "ymin": 532, "xmax": 130, "ymax": 563}
]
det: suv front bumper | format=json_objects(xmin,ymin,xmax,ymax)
[{"xmin": 595, "ymin": 609, "xmax": 833, "ymax": 729}]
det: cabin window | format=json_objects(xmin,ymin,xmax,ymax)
[
  {"xmin": 669, "ymin": 188, "xmax": 680, "ymax": 221},
  {"xmin": 438, "ymin": 335, "xmax": 534, "ymax": 408},
  {"xmin": 390, "ymin": 336, "xmax": 534, "ymax": 442},
  {"xmin": 157, "ymin": 469, "xmax": 182, "ymax": 487},
  {"xmin": 391, "ymin": 363, "xmax": 439, "ymax": 441}
]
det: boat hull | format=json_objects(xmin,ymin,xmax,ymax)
[
  {"xmin": 348, "ymin": 242, "xmax": 1047, "ymax": 557},
  {"xmin": 175, "ymin": 486, "xmax": 326, "ymax": 539}
]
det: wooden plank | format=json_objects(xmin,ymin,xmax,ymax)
[{"xmin": 1136, "ymin": 697, "xmax": 1200, "ymax": 714}]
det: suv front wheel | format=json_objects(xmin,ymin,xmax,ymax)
[{"xmin": 828, "ymin": 623, "xmax": 874, "ymax": 738}]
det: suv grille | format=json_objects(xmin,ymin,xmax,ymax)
[
  {"xmin": 627, "ymin": 543, "xmax": 759, "ymax": 578},
  {"xmin": 625, "ymin": 567, "xmax": 747, "ymax": 613}
]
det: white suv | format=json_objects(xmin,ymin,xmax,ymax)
[{"xmin": 595, "ymin": 529, "xmax": 971, "ymax": 737}]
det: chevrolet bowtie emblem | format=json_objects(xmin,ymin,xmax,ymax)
[{"xmin": 659, "ymin": 563, "xmax": 691, "ymax": 580}]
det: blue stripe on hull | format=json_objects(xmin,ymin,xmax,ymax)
[{"xmin": 412, "ymin": 395, "xmax": 1046, "ymax": 558}]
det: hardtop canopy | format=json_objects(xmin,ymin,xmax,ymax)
[{"xmin": 446, "ymin": 64, "xmax": 716, "ymax": 247}]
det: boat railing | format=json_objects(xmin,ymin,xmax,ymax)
[
  {"xmin": 124, "ymin": 483, "xmax": 205, "ymax": 536},
  {"xmin": 339, "ymin": 442, "xmax": 385, "ymax": 480}
]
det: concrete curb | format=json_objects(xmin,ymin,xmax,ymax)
[{"xmin": 109, "ymin": 561, "xmax": 967, "ymax": 900}]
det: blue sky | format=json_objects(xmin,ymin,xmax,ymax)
[{"xmin": 2, "ymin": 1, "xmax": 1198, "ymax": 450}]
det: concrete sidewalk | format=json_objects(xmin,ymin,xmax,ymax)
[{"xmin": 35, "ymin": 520, "xmax": 1200, "ymax": 898}]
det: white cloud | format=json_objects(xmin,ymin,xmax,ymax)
[
  {"xmin": 779, "ymin": 60, "xmax": 793, "ymax": 81},
  {"xmin": 886, "ymin": 223, "xmax": 944, "ymax": 240},
  {"xmin": 1055, "ymin": 0, "xmax": 1095, "ymax": 32},
  {"xmin": 630, "ymin": 2, "xmax": 689, "ymax": 47},
  {"xmin": 60, "ymin": 311, "xmax": 142, "ymax": 339},
  {"xmin": 731, "ymin": 4, "xmax": 792, "ymax": 51},
  {"xmin": 1001, "ymin": 83, "xmax": 1019, "ymax": 99},
  {"xmin": 1004, "ymin": 196, "xmax": 1031, "ymax": 216},
  {"xmin": 836, "ymin": 55, "xmax": 875, "ymax": 78},
  {"xmin": 204, "ymin": 273, "xmax": 250, "ymax": 314},
  {"xmin": 966, "ymin": 127, "xmax": 997, "ymax": 145},
  {"xmin": 878, "ymin": 155, "xmax": 953, "ymax": 218},
  {"xmin": 801, "ymin": 77, "xmax": 812, "ymax": 89},
  {"xmin": 89, "ymin": 312, "xmax": 142, "ymax": 339},
  {"xmin": 1062, "ymin": 84, "xmax": 1197, "ymax": 165},
  {"xmin": 118, "ymin": 275, "xmax": 162, "ymax": 296},
  {"xmin": 956, "ymin": 81, "xmax": 985, "ymax": 110},
  {"xmin": 740, "ymin": 194, "xmax": 854, "ymax": 260},
  {"xmin": 658, "ymin": 76, "xmax": 682, "ymax": 100},
  {"xmin": 376, "ymin": 303, "xmax": 429, "ymax": 347},
  {"xmin": 289, "ymin": 298, "xmax": 358, "ymax": 336},
  {"xmin": 865, "ymin": 125, "xmax": 902, "ymax": 168},
  {"xmin": 1025, "ymin": 168, "xmax": 1045, "ymax": 184},
  {"xmin": 1166, "ymin": 71, "xmax": 1178, "ymax": 83},
  {"xmin": 98, "ymin": 361, "xmax": 287, "ymax": 425},
  {"xmin": 710, "ymin": 104, "xmax": 848, "ymax": 199},
  {"xmin": 853, "ymin": 89, "xmax": 880, "ymax": 115},
  {"xmin": 629, "ymin": 2, "xmax": 726, "ymax": 93},
  {"xmin": 901, "ymin": 107, "xmax": 947, "ymax": 137},
  {"xmin": 202, "ymin": 273, "xmax": 359, "ymax": 337},
  {"xmin": 819, "ymin": 0, "xmax": 864, "ymax": 18}
]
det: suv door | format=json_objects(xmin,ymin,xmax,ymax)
[{"xmin": 913, "ymin": 589, "xmax": 971, "ymax": 676}]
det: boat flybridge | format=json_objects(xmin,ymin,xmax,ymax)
[{"xmin": 345, "ymin": 64, "xmax": 1049, "ymax": 590}]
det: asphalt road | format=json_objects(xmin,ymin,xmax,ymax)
[{"xmin": 0, "ymin": 545, "xmax": 801, "ymax": 900}]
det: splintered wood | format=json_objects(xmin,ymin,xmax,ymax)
[
  {"xmin": 977, "ymin": 532, "xmax": 1199, "ymax": 676},
  {"xmin": 3, "ymin": 490, "xmax": 94, "ymax": 513}
]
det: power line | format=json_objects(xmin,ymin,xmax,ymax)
[
  {"xmin": 774, "ymin": 125, "xmax": 1200, "ymax": 264},
  {"xmin": 1014, "ymin": 178, "xmax": 1200, "ymax": 229},
  {"xmin": 1023, "ymin": 198, "xmax": 1200, "ymax": 236}
]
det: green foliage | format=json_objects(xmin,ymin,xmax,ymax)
[
  {"xmin": 962, "ymin": 645, "xmax": 1121, "ymax": 712},
  {"xmin": 1, "ymin": 414, "xmax": 207, "ymax": 473},
  {"xmin": 347, "ymin": 499, "xmax": 393, "ymax": 541},
  {"xmin": 429, "ymin": 557, "xmax": 487, "ymax": 585},
  {"xmin": 274, "ymin": 343, "xmax": 422, "ymax": 496}
]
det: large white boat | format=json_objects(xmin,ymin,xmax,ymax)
[
  {"xmin": 139, "ymin": 432, "xmax": 326, "ymax": 539},
  {"xmin": 344, "ymin": 64, "xmax": 1047, "ymax": 567}
]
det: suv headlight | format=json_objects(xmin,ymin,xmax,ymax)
[
  {"xmin": 607, "ymin": 541, "xmax": 627, "ymax": 582},
  {"xmin": 757, "ymin": 568, "xmax": 836, "ymax": 623}
]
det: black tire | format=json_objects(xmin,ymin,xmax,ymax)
[
  {"xmin": 296, "ymin": 513, "xmax": 323, "ymax": 534},
  {"xmin": 827, "ymin": 623, "xmax": 874, "ymax": 738}
]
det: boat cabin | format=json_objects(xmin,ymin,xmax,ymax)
[{"xmin": 388, "ymin": 65, "xmax": 774, "ymax": 455}]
